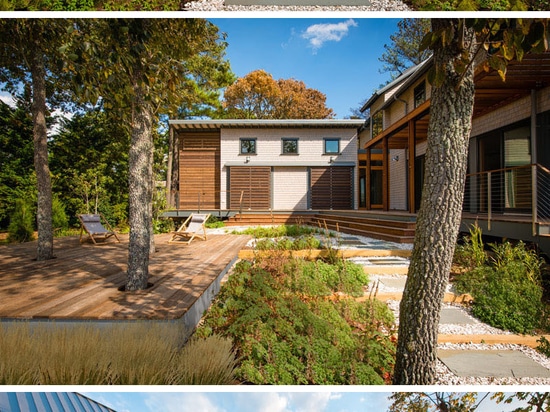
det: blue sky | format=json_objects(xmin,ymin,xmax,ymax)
[
  {"xmin": 80, "ymin": 390, "xmax": 532, "ymax": 412},
  {"xmin": 0, "ymin": 18, "xmax": 399, "ymax": 119},
  {"xmin": 209, "ymin": 18, "xmax": 401, "ymax": 118}
]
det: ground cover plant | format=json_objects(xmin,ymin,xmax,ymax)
[
  {"xmin": 0, "ymin": 322, "xmax": 237, "ymax": 384},
  {"xmin": 196, "ymin": 252, "xmax": 396, "ymax": 385},
  {"xmin": 453, "ymin": 225, "xmax": 546, "ymax": 334},
  {"xmin": 0, "ymin": 0, "xmax": 184, "ymax": 10}
]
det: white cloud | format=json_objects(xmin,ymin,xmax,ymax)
[
  {"xmin": 288, "ymin": 392, "xmax": 333, "ymax": 412},
  {"xmin": 144, "ymin": 393, "xmax": 226, "ymax": 412},
  {"xmin": 301, "ymin": 19, "xmax": 358, "ymax": 52},
  {"xmin": 0, "ymin": 92, "xmax": 15, "ymax": 107},
  {"xmin": 235, "ymin": 393, "xmax": 290, "ymax": 412}
]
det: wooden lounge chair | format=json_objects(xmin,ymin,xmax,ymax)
[
  {"xmin": 169, "ymin": 213, "xmax": 210, "ymax": 244},
  {"xmin": 78, "ymin": 213, "xmax": 120, "ymax": 245}
]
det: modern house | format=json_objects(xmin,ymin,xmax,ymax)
[
  {"xmin": 167, "ymin": 119, "xmax": 365, "ymax": 215},
  {"xmin": 360, "ymin": 52, "xmax": 550, "ymax": 254}
]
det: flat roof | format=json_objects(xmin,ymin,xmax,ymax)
[{"xmin": 169, "ymin": 119, "xmax": 366, "ymax": 130}]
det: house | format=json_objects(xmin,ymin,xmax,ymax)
[
  {"xmin": 167, "ymin": 119, "xmax": 366, "ymax": 215},
  {"xmin": 360, "ymin": 52, "xmax": 550, "ymax": 253}
]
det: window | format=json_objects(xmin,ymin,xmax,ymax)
[
  {"xmin": 414, "ymin": 81, "xmax": 426, "ymax": 108},
  {"xmin": 240, "ymin": 138, "xmax": 256, "ymax": 154},
  {"xmin": 282, "ymin": 138, "xmax": 299, "ymax": 154},
  {"xmin": 371, "ymin": 111, "xmax": 383, "ymax": 138},
  {"xmin": 324, "ymin": 138, "xmax": 340, "ymax": 154}
]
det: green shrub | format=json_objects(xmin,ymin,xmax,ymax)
[
  {"xmin": 254, "ymin": 235, "xmax": 321, "ymax": 251},
  {"xmin": 234, "ymin": 224, "xmax": 319, "ymax": 238},
  {"xmin": 196, "ymin": 254, "xmax": 394, "ymax": 385},
  {"xmin": 7, "ymin": 198, "xmax": 35, "ymax": 243},
  {"xmin": 52, "ymin": 195, "xmax": 68, "ymax": 231},
  {"xmin": 454, "ymin": 232, "xmax": 545, "ymax": 334}
]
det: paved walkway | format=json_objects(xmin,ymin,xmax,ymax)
[{"xmin": 338, "ymin": 233, "xmax": 550, "ymax": 382}]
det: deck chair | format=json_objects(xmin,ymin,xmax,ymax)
[
  {"xmin": 78, "ymin": 214, "xmax": 120, "ymax": 245},
  {"xmin": 169, "ymin": 213, "xmax": 210, "ymax": 244}
]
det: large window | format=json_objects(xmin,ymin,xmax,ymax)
[
  {"xmin": 324, "ymin": 138, "xmax": 340, "ymax": 154},
  {"xmin": 282, "ymin": 138, "xmax": 299, "ymax": 154},
  {"xmin": 240, "ymin": 138, "xmax": 257, "ymax": 154}
]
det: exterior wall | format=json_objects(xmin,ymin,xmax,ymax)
[
  {"xmin": 273, "ymin": 167, "xmax": 309, "ymax": 209},
  {"xmin": 220, "ymin": 127, "xmax": 358, "ymax": 209},
  {"xmin": 471, "ymin": 86, "xmax": 550, "ymax": 138},
  {"xmin": 389, "ymin": 148, "xmax": 407, "ymax": 210}
]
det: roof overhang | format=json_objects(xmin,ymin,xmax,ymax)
[{"xmin": 169, "ymin": 119, "xmax": 366, "ymax": 132}]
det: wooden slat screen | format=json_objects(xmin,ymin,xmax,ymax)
[
  {"xmin": 229, "ymin": 167, "xmax": 271, "ymax": 209},
  {"xmin": 178, "ymin": 132, "xmax": 220, "ymax": 209},
  {"xmin": 311, "ymin": 167, "xmax": 352, "ymax": 210}
]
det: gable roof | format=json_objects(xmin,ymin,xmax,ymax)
[{"xmin": 360, "ymin": 58, "xmax": 431, "ymax": 114}]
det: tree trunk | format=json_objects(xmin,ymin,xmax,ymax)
[
  {"xmin": 393, "ymin": 19, "xmax": 476, "ymax": 385},
  {"xmin": 126, "ymin": 85, "xmax": 154, "ymax": 291},
  {"xmin": 30, "ymin": 37, "xmax": 54, "ymax": 261}
]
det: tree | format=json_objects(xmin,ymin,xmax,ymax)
[
  {"xmin": 0, "ymin": 19, "xmax": 69, "ymax": 260},
  {"xmin": 222, "ymin": 69, "xmax": 334, "ymax": 119},
  {"xmin": 389, "ymin": 392, "xmax": 550, "ymax": 412},
  {"xmin": 66, "ymin": 19, "xmax": 233, "ymax": 290},
  {"xmin": 393, "ymin": 18, "xmax": 550, "ymax": 385},
  {"xmin": 0, "ymin": 96, "xmax": 35, "ymax": 229},
  {"xmin": 379, "ymin": 19, "xmax": 432, "ymax": 79}
]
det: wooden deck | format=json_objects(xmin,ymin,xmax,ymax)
[{"xmin": 0, "ymin": 233, "xmax": 250, "ymax": 321}]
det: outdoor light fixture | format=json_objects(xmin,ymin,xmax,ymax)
[
  {"xmin": 245, "ymin": 156, "xmax": 250, "ymax": 163},
  {"xmin": 329, "ymin": 156, "xmax": 334, "ymax": 164},
  {"xmin": 392, "ymin": 155, "xmax": 399, "ymax": 162}
]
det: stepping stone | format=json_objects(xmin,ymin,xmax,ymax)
[
  {"xmin": 226, "ymin": 0, "xmax": 370, "ymax": 5},
  {"xmin": 380, "ymin": 278, "xmax": 407, "ymax": 289},
  {"xmin": 438, "ymin": 349, "xmax": 550, "ymax": 378},
  {"xmin": 439, "ymin": 307, "xmax": 477, "ymax": 325}
]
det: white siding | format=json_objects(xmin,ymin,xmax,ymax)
[
  {"xmin": 220, "ymin": 127, "xmax": 357, "ymax": 210},
  {"xmin": 272, "ymin": 167, "xmax": 309, "ymax": 210},
  {"xmin": 389, "ymin": 149, "xmax": 407, "ymax": 210}
]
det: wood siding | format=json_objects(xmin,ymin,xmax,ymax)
[
  {"xmin": 311, "ymin": 167, "xmax": 353, "ymax": 209},
  {"xmin": 229, "ymin": 166, "xmax": 271, "ymax": 209},
  {"xmin": 178, "ymin": 132, "xmax": 220, "ymax": 209}
]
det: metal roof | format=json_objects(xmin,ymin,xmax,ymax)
[
  {"xmin": 0, "ymin": 393, "xmax": 116, "ymax": 412},
  {"xmin": 169, "ymin": 119, "xmax": 366, "ymax": 131},
  {"xmin": 360, "ymin": 59, "xmax": 431, "ymax": 113}
]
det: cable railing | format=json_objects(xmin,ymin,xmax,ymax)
[{"xmin": 463, "ymin": 164, "xmax": 550, "ymax": 236}]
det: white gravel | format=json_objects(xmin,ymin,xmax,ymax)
[{"xmin": 184, "ymin": 0, "xmax": 411, "ymax": 11}]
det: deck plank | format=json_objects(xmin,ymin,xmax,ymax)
[{"xmin": 0, "ymin": 233, "xmax": 250, "ymax": 321}]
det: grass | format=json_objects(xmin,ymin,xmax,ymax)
[{"xmin": 0, "ymin": 322, "xmax": 237, "ymax": 385}]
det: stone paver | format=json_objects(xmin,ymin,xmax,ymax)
[
  {"xmin": 226, "ymin": 0, "xmax": 370, "ymax": 5},
  {"xmin": 440, "ymin": 307, "xmax": 477, "ymax": 325},
  {"xmin": 342, "ymin": 235, "xmax": 550, "ymax": 380},
  {"xmin": 438, "ymin": 349, "xmax": 550, "ymax": 378}
]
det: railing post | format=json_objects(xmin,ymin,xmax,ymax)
[
  {"xmin": 533, "ymin": 164, "xmax": 538, "ymax": 236},
  {"xmin": 487, "ymin": 172, "xmax": 492, "ymax": 232}
]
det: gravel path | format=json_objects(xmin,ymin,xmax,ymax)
[
  {"xmin": 184, "ymin": 0, "xmax": 411, "ymax": 11},
  {"xmin": 367, "ymin": 272, "xmax": 550, "ymax": 385}
]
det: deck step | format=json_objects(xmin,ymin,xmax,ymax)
[{"xmin": 312, "ymin": 213, "xmax": 415, "ymax": 244}]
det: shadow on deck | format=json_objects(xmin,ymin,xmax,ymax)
[{"xmin": 0, "ymin": 233, "xmax": 251, "ymax": 332}]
